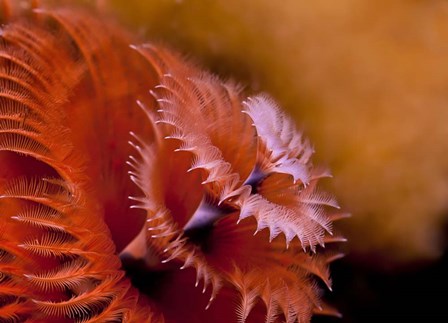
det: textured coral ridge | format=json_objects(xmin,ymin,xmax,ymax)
[{"xmin": 0, "ymin": 2, "xmax": 344, "ymax": 323}]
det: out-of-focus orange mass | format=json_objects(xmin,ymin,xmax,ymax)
[{"xmin": 111, "ymin": 0, "xmax": 448, "ymax": 264}]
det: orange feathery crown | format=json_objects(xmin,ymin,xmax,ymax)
[{"xmin": 0, "ymin": 1, "xmax": 346, "ymax": 322}]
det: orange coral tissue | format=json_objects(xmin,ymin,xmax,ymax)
[{"xmin": 0, "ymin": 2, "xmax": 346, "ymax": 322}]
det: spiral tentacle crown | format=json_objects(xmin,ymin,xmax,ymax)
[{"xmin": 0, "ymin": 2, "xmax": 346, "ymax": 322}]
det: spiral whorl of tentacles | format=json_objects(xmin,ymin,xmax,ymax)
[{"xmin": 0, "ymin": 2, "xmax": 346, "ymax": 323}]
